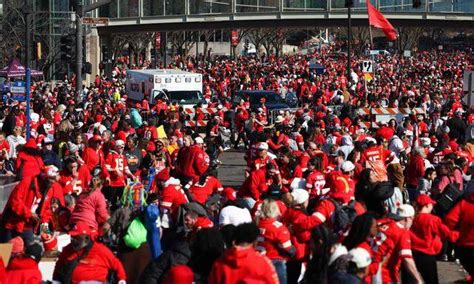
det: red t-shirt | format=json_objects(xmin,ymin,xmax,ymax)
[{"xmin": 189, "ymin": 176, "xmax": 224, "ymax": 205}]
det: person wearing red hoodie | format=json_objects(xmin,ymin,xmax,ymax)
[
  {"xmin": 0, "ymin": 176, "xmax": 41, "ymax": 243},
  {"xmin": 410, "ymin": 194, "xmax": 459, "ymax": 284},
  {"xmin": 445, "ymin": 184, "xmax": 474, "ymax": 279},
  {"xmin": 209, "ymin": 223, "xmax": 278, "ymax": 284},
  {"xmin": 5, "ymin": 243, "xmax": 43, "ymax": 284},
  {"xmin": 81, "ymin": 135, "xmax": 107, "ymax": 173},
  {"xmin": 53, "ymin": 222, "xmax": 126, "ymax": 284},
  {"xmin": 175, "ymin": 136, "xmax": 209, "ymax": 184},
  {"xmin": 15, "ymin": 138, "xmax": 44, "ymax": 179}
]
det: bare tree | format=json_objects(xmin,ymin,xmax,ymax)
[
  {"xmin": 200, "ymin": 30, "xmax": 215, "ymax": 63},
  {"xmin": 397, "ymin": 27, "xmax": 425, "ymax": 51},
  {"xmin": 231, "ymin": 28, "xmax": 251, "ymax": 58},
  {"xmin": 248, "ymin": 28, "xmax": 274, "ymax": 58},
  {"xmin": 168, "ymin": 31, "xmax": 198, "ymax": 59}
]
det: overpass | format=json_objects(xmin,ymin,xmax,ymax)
[{"xmin": 96, "ymin": 0, "xmax": 474, "ymax": 35}]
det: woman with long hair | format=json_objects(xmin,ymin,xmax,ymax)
[{"xmin": 304, "ymin": 225, "xmax": 335, "ymax": 284}]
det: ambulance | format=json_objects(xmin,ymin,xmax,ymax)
[{"xmin": 125, "ymin": 69, "xmax": 205, "ymax": 106}]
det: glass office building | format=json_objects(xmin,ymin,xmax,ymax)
[{"xmin": 98, "ymin": 0, "xmax": 474, "ymax": 17}]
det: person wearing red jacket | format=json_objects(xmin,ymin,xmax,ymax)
[
  {"xmin": 445, "ymin": 185, "xmax": 474, "ymax": 279},
  {"xmin": 15, "ymin": 138, "xmax": 44, "ymax": 179},
  {"xmin": 239, "ymin": 164, "xmax": 281, "ymax": 209},
  {"xmin": 256, "ymin": 198, "xmax": 295, "ymax": 284},
  {"xmin": 282, "ymin": 189, "xmax": 317, "ymax": 284},
  {"xmin": 189, "ymin": 171, "xmax": 224, "ymax": 205},
  {"xmin": 377, "ymin": 204, "xmax": 423, "ymax": 284},
  {"xmin": 53, "ymin": 222, "xmax": 126, "ymax": 284},
  {"xmin": 5, "ymin": 243, "xmax": 43, "ymax": 283},
  {"xmin": 0, "ymin": 176, "xmax": 41, "ymax": 243},
  {"xmin": 175, "ymin": 137, "xmax": 209, "ymax": 184},
  {"xmin": 209, "ymin": 223, "xmax": 278, "ymax": 284},
  {"xmin": 81, "ymin": 135, "xmax": 107, "ymax": 172},
  {"xmin": 159, "ymin": 177, "xmax": 189, "ymax": 226},
  {"xmin": 410, "ymin": 194, "xmax": 459, "ymax": 284},
  {"xmin": 405, "ymin": 147, "xmax": 427, "ymax": 200}
]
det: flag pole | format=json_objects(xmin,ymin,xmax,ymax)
[{"xmin": 369, "ymin": 25, "xmax": 374, "ymax": 48}]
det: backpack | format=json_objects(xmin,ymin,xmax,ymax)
[
  {"xmin": 436, "ymin": 177, "xmax": 462, "ymax": 216},
  {"xmin": 329, "ymin": 198, "xmax": 358, "ymax": 235},
  {"xmin": 123, "ymin": 217, "xmax": 148, "ymax": 249}
]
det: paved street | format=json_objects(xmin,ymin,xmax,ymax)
[{"xmin": 219, "ymin": 150, "xmax": 468, "ymax": 283}]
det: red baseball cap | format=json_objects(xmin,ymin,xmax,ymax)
[
  {"xmin": 69, "ymin": 222, "xmax": 95, "ymax": 236},
  {"xmin": 222, "ymin": 187, "xmax": 237, "ymax": 201},
  {"xmin": 416, "ymin": 194, "xmax": 436, "ymax": 206}
]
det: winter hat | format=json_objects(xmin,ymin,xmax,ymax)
[
  {"xmin": 162, "ymin": 264, "xmax": 194, "ymax": 284},
  {"xmin": 9, "ymin": 236, "xmax": 24, "ymax": 254},
  {"xmin": 416, "ymin": 194, "xmax": 436, "ymax": 207},
  {"xmin": 341, "ymin": 161, "xmax": 355, "ymax": 173},
  {"xmin": 25, "ymin": 243, "xmax": 43, "ymax": 262}
]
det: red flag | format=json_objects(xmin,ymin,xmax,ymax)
[{"xmin": 366, "ymin": 0, "xmax": 398, "ymax": 41}]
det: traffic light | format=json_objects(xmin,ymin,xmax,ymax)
[
  {"xmin": 345, "ymin": 0, "xmax": 354, "ymax": 8},
  {"xmin": 413, "ymin": 0, "xmax": 422, "ymax": 8},
  {"xmin": 102, "ymin": 45, "xmax": 109, "ymax": 62},
  {"xmin": 60, "ymin": 36, "xmax": 74, "ymax": 61}
]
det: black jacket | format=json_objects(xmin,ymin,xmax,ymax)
[{"xmin": 139, "ymin": 240, "xmax": 191, "ymax": 283}]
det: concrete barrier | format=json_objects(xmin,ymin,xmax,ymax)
[{"xmin": 0, "ymin": 176, "xmax": 18, "ymax": 213}]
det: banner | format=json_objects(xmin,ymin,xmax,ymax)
[
  {"xmin": 231, "ymin": 30, "xmax": 239, "ymax": 47},
  {"xmin": 155, "ymin": 33, "xmax": 161, "ymax": 50}
]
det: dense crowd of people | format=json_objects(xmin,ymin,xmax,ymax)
[{"xmin": 0, "ymin": 41, "xmax": 473, "ymax": 284}]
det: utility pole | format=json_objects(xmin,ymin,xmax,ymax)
[
  {"xmin": 76, "ymin": 3, "xmax": 83, "ymax": 101},
  {"xmin": 347, "ymin": 3, "xmax": 352, "ymax": 83},
  {"xmin": 24, "ymin": 0, "xmax": 32, "ymax": 140},
  {"xmin": 75, "ymin": 0, "xmax": 112, "ymax": 101}
]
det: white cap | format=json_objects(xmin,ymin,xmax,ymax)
[
  {"xmin": 258, "ymin": 107, "xmax": 264, "ymax": 112},
  {"xmin": 420, "ymin": 137, "xmax": 431, "ymax": 147},
  {"xmin": 257, "ymin": 142, "xmax": 269, "ymax": 150},
  {"xmin": 329, "ymin": 244, "xmax": 348, "ymax": 266},
  {"xmin": 115, "ymin": 140, "xmax": 125, "ymax": 147},
  {"xmin": 341, "ymin": 161, "xmax": 355, "ymax": 172},
  {"xmin": 43, "ymin": 135, "xmax": 54, "ymax": 144},
  {"xmin": 291, "ymin": 189, "xmax": 309, "ymax": 205},
  {"xmin": 164, "ymin": 177, "xmax": 181, "ymax": 187},
  {"xmin": 43, "ymin": 165, "xmax": 59, "ymax": 178},
  {"xmin": 194, "ymin": 137, "xmax": 204, "ymax": 144},
  {"xmin": 349, "ymin": 248, "xmax": 372, "ymax": 268},
  {"xmin": 275, "ymin": 115, "xmax": 285, "ymax": 124},
  {"xmin": 405, "ymin": 130, "xmax": 414, "ymax": 137},
  {"xmin": 365, "ymin": 137, "xmax": 377, "ymax": 144},
  {"xmin": 396, "ymin": 204, "xmax": 415, "ymax": 218},
  {"xmin": 30, "ymin": 112, "xmax": 40, "ymax": 123}
]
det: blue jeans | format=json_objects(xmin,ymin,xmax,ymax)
[{"xmin": 272, "ymin": 259, "xmax": 287, "ymax": 284}]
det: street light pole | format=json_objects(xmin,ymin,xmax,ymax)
[
  {"xmin": 76, "ymin": 4, "xmax": 83, "ymax": 101},
  {"xmin": 24, "ymin": 0, "xmax": 32, "ymax": 140},
  {"xmin": 347, "ymin": 4, "xmax": 352, "ymax": 83}
]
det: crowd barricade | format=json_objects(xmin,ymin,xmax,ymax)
[
  {"xmin": 357, "ymin": 107, "xmax": 426, "ymax": 129},
  {"xmin": 0, "ymin": 176, "xmax": 18, "ymax": 213},
  {"xmin": 184, "ymin": 107, "xmax": 228, "ymax": 129}
]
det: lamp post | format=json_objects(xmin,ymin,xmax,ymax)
[
  {"xmin": 346, "ymin": 0, "xmax": 353, "ymax": 83},
  {"xmin": 24, "ymin": 1, "xmax": 32, "ymax": 140}
]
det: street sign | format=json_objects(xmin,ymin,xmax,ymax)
[
  {"xmin": 10, "ymin": 81, "xmax": 26, "ymax": 101},
  {"xmin": 362, "ymin": 60, "xmax": 373, "ymax": 73},
  {"xmin": 82, "ymin": 17, "xmax": 109, "ymax": 25}
]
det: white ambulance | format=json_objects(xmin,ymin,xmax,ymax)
[{"xmin": 125, "ymin": 69, "xmax": 205, "ymax": 106}]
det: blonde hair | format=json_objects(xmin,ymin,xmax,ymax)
[{"xmin": 261, "ymin": 199, "xmax": 281, "ymax": 219}]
